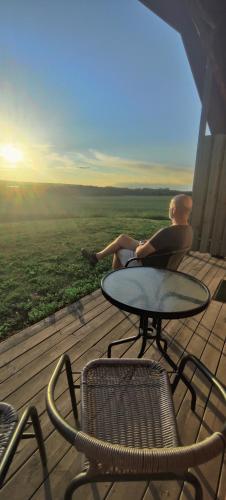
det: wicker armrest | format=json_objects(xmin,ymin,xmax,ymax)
[
  {"xmin": 74, "ymin": 428, "xmax": 224, "ymax": 474},
  {"xmin": 46, "ymin": 354, "xmax": 80, "ymax": 444}
]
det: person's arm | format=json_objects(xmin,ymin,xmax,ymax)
[
  {"xmin": 135, "ymin": 227, "xmax": 168, "ymax": 258},
  {"xmin": 135, "ymin": 240, "xmax": 156, "ymax": 258}
]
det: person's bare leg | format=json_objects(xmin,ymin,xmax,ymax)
[
  {"xmin": 112, "ymin": 252, "xmax": 123, "ymax": 270},
  {"xmin": 96, "ymin": 234, "xmax": 139, "ymax": 261}
]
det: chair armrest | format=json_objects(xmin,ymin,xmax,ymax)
[
  {"xmin": 125, "ymin": 257, "xmax": 143, "ymax": 267},
  {"xmin": 125, "ymin": 253, "xmax": 167, "ymax": 268},
  {"xmin": 125, "ymin": 247, "xmax": 191, "ymax": 269},
  {"xmin": 46, "ymin": 354, "xmax": 80, "ymax": 444},
  {"xmin": 172, "ymin": 354, "xmax": 226, "ymax": 437}
]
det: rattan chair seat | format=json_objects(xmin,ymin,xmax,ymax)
[
  {"xmin": 0, "ymin": 403, "xmax": 18, "ymax": 459},
  {"xmin": 81, "ymin": 359, "xmax": 179, "ymax": 450}
]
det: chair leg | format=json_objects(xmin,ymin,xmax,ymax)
[
  {"xmin": 29, "ymin": 406, "xmax": 47, "ymax": 466},
  {"xmin": 64, "ymin": 471, "xmax": 203, "ymax": 500},
  {"xmin": 155, "ymin": 324, "xmax": 197, "ymax": 405},
  {"xmin": 184, "ymin": 471, "xmax": 203, "ymax": 500},
  {"xmin": 65, "ymin": 356, "xmax": 79, "ymax": 424},
  {"xmin": 0, "ymin": 406, "xmax": 47, "ymax": 489},
  {"xmin": 171, "ymin": 357, "xmax": 197, "ymax": 411},
  {"xmin": 64, "ymin": 472, "xmax": 95, "ymax": 500},
  {"xmin": 108, "ymin": 331, "xmax": 142, "ymax": 358}
]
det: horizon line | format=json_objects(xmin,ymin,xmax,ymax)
[{"xmin": 0, "ymin": 178, "xmax": 192, "ymax": 192}]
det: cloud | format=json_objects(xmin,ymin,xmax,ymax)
[
  {"xmin": 0, "ymin": 141, "xmax": 194, "ymax": 188},
  {"xmin": 72, "ymin": 149, "xmax": 193, "ymax": 187}
]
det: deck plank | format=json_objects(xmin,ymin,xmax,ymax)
[
  {"xmin": 3, "ymin": 316, "xmax": 139, "ymax": 483},
  {"xmin": 181, "ymin": 342, "xmax": 226, "ymax": 500},
  {"xmin": 0, "ymin": 252, "xmax": 225, "ymax": 500},
  {"xmin": 0, "ymin": 289, "xmax": 102, "ymax": 356}
]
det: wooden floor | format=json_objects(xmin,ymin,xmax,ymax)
[{"xmin": 0, "ymin": 252, "xmax": 225, "ymax": 500}]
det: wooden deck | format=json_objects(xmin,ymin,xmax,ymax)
[{"xmin": 0, "ymin": 252, "xmax": 225, "ymax": 500}]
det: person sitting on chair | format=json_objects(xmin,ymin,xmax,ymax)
[{"xmin": 81, "ymin": 194, "xmax": 193, "ymax": 270}]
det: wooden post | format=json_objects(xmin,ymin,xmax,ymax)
[
  {"xmin": 192, "ymin": 51, "xmax": 226, "ymax": 257},
  {"xmin": 210, "ymin": 143, "xmax": 226, "ymax": 256},
  {"xmin": 191, "ymin": 57, "xmax": 212, "ymax": 250},
  {"xmin": 200, "ymin": 135, "xmax": 226, "ymax": 253},
  {"xmin": 191, "ymin": 135, "xmax": 212, "ymax": 250},
  {"xmin": 192, "ymin": 134, "xmax": 226, "ymax": 256}
]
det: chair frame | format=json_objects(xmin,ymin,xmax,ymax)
[
  {"xmin": 125, "ymin": 247, "xmax": 190, "ymax": 269},
  {"xmin": 46, "ymin": 353, "xmax": 226, "ymax": 500},
  {"xmin": 0, "ymin": 405, "xmax": 47, "ymax": 489}
]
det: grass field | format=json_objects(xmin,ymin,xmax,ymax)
[
  {"xmin": 0, "ymin": 190, "xmax": 171, "ymax": 221},
  {"xmin": 0, "ymin": 194, "xmax": 171, "ymax": 339}
]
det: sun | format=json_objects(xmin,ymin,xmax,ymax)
[{"xmin": 0, "ymin": 144, "xmax": 24, "ymax": 164}]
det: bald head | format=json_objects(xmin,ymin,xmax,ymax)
[{"xmin": 169, "ymin": 194, "xmax": 192, "ymax": 224}]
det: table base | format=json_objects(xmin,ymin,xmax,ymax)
[
  {"xmin": 107, "ymin": 315, "xmax": 196, "ymax": 404},
  {"xmin": 107, "ymin": 316, "xmax": 168, "ymax": 360}
]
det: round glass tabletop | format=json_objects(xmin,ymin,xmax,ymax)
[{"xmin": 101, "ymin": 267, "xmax": 210, "ymax": 319}]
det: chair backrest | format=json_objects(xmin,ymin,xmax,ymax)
[{"xmin": 141, "ymin": 247, "xmax": 190, "ymax": 271}]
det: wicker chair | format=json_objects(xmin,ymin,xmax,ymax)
[
  {"xmin": 46, "ymin": 353, "xmax": 226, "ymax": 500},
  {"xmin": 0, "ymin": 403, "xmax": 47, "ymax": 489},
  {"xmin": 107, "ymin": 247, "xmax": 190, "ymax": 358}
]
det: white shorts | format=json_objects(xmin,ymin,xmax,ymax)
[{"xmin": 117, "ymin": 248, "xmax": 142, "ymax": 267}]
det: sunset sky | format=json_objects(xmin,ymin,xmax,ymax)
[{"xmin": 0, "ymin": 0, "xmax": 201, "ymax": 189}]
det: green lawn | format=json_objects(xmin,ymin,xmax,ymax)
[
  {"xmin": 0, "ymin": 196, "xmax": 170, "ymax": 339},
  {"xmin": 0, "ymin": 192, "xmax": 171, "ymax": 221}
]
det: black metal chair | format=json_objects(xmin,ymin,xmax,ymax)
[
  {"xmin": 125, "ymin": 246, "xmax": 190, "ymax": 270},
  {"xmin": 46, "ymin": 353, "xmax": 226, "ymax": 500},
  {"xmin": 107, "ymin": 247, "xmax": 190, "ymax": 358},
  {"xmin": 0, "ymin": 403, "xmax": 47, "ymax": 489}
]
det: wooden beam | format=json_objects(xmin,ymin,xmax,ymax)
[
  {"xmin": 181, "ymin": 28, "xmax": 205, "ymax": 101},
  {"xmin": 138, "ymin": 0, "xmax": 187, "ymax": 32},
  {"xmin": 140, "ymin": 0, "xmax": 226, "ymax": 133}
]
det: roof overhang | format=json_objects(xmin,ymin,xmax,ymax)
[{"xmin": 139, "ymin": 0, "xmax": 226, "ymax": 133}]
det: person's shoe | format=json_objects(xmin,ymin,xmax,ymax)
[{"xmin": 81, "ymin": 248, "xmax": 98, "ymax": 267}]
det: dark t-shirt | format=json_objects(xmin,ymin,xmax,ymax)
[{"xmin": 149, "ymin": 225, "xmax": 193, "ymax": 253}]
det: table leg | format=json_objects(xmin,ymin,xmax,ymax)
[
  {"xmin": 137, "ymin": 315, "xmax": 149, "ymax": 358},
  {"xmin": 107, "ymin": 330, "xmax": 142, "ymax": 358},
  {"xmin": 155, "ymin": 319, "xmax": 178, "ymax": 371}
]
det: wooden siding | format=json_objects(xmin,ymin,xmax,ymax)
[{"xmin": 192, "ymin": 134, "xmax": 226, "ymax": 257}]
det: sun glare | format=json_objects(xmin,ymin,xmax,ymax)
[{"xmin": 0, "ymin": 144, "xmax": 24, "ymax": 164}]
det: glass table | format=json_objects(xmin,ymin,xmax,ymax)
[{"xmin": 101, "ymin": 267, "xmax": 210, "ymax": 370}]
